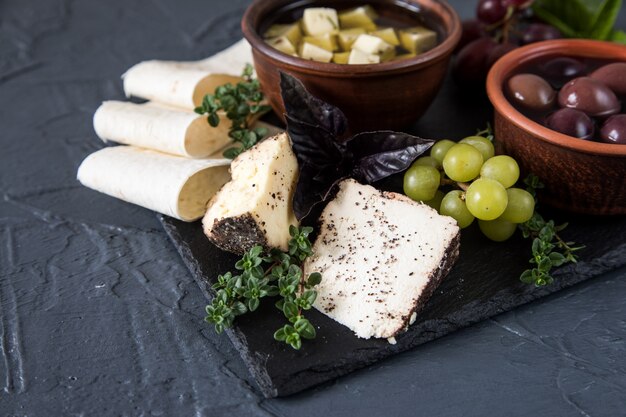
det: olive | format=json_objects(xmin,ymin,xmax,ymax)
[
  {"xmin": 591, "ymin": 63, "xmax": 626, "ymax": 96},
  {"xmin": 507, "ymin": 73, "xmax": 556, "ymax": 111},
  {"xmin": 544, "ymin": 108, "xmax": 594, "ymax": 140},
  {"xmin": 541, "ymin": 57, "xmax": 586, "ymax": 88},
  {"xmin": 558, "ymin": 77, "xmax": 620, "ymax": 117},
  {"xmin": 600, "ymin": 114, "xmax": 626, "ymax": 145}
]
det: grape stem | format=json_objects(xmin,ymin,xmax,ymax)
[
  {"xmin": 440, "ymin": 178, "xmax": 470, "ymax": 191},
  {"xmin": 485, "ymin": 6, "xmax": 517, "ymax": 44}
]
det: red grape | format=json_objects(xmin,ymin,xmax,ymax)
[
  {"xmin": 453, "ymin": 37, "xmax": 498, "ymax": 85},
  {"xmin": 476, "ymin": 0, "xmax": 507, "ymax": 25},
  {"xmin": 501, "ymin": 0, "xmax": 534, "ymax": 9},
  {"xmin": 456, "ymin": 19, "xmax": 487, "ymax": 54},
  {"xmin": 521, "ymin": 23, "xmax": 561, "ymax": 44},
  {"xmin": 486, "ymin": 42, "xmax": 518, "ymax": 68}
]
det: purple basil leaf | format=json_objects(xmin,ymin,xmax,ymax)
[
  {"xmin": 348, "ymin": 131, "xmax": 435, "ymax": 183},
  {"xmin": 285, "ymin": 115, "xmax": 347, "ymax": 167},
  {"xmin": 280, "ymin": 72, "xmax": 348, "ymax": 137},
  {"xmin": 294, "ymin": 163, "xmax": 347, "ymax": 220}
]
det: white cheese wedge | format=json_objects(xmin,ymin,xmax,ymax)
[
  {"xmin": 304, "ymin": 179, "xmax": 460, "ymax": 340},
  {"xmin": 302, "ymin": 8, "xmax": 339, "ymax": 36},
  {"xmin": 299, "ymin": 42, "xmax": 334, "ymax": 63},
  {"xmin": 203, "ymin": 133, "xmax": 299, "ymax": 255},
  {"xmin": 352, "ymin": 34, "xmax": 395, "ymax": 61},
  {"xmin": 348, "ymin": 49, "xmax": 380, "ymax": 65}
]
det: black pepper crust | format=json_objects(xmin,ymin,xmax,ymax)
[
  {"xmin": 391, "ymin": 230, "xmax": 461, "ymax": 337},
  {"xmin": 206, "ymin": 214, "xmax": 268, "ymax": 255}
]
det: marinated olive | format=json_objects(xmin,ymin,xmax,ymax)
[
  {"xmin": 507, "ymin": 73, "xmax": 556, "ymax": 111},
  {"xmin": 591, "ymin": 63, "xmax": 626, "ymax": 96},
  {"xmin": 558, "ymin": 77, "xmax": 620, "ymax": 117},
  {"xmin": 541, "ymin": 57, "xmax": 586, "ymax": 88},
  {"xmin": 600, "ymin": 114, "xmax": 626, "ymax": 145},
  {"xmin": 545, "ymin": 108, "xmax": 594, "ymax": 140}
]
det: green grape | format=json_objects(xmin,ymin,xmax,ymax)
[
  {"xmin": 403, "ymin": 165, "xmax": 441, "ymax": 202},
  {"xmin": 500, "ymin": 188, "xmax": 535, "ymax": 223},
  {"xmin": 465, "ymin": 178, "xmax": 508, "ymax": 220},
  {"xmin": 480, "ymin": 155, "xmax": 520, "ymax": 188},
  {"xmin": 479, "ymin": 218, "xmax": 517, "ymax": 242},
  {"xmin": 442, "ymin": 143, "xmax": 484, "ymax": 182},
  {"xmin": 459, "ymin": 135, "xmax": 495, "ymax": 162},
  {"xmin": 423, "ymin": 190, "xmax": 445, "ymax": 210},
  {"xmin": 440, "ymin": 190, "xmax": 475, "ymax": 228},
  {"xmin": 430, "ymin": 139, "xmax": 456, "ymax": 165},
  {"xmin": 414, "ymin": 156, "xmax": 440, "ymax": 168}
]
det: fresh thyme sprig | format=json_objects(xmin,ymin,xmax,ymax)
[
  {"xmin": 194, "ymin": 64, "xmax": 272, "ymax": 159},
  {"xmin": 518, "ymin": 174, "xmax": 584, "ymax": 286},
  {"xmin": 204, "ymin": 225, "xmax": 321, "ymax": 350}
]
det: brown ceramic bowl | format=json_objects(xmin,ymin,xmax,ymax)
[
  {"xmin": 242, "ymin": 0, "xmax": 461, "ymax": 133},
  {"xmin": 487, "ymin": 39, "xmax": 626, "ymax": 215}
]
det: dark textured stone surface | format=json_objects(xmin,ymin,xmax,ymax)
[
  {"xmin": 161, "ymin": 209, "xmax": 626, "ymax": 398},
  {"xmin": 1, "ymin": 0, "xmax": 625, "ymax": 415}
]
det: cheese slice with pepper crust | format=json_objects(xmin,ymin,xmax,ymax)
[
  {"xmin": 304, "ymin": 179, "xmax": 460, "ymax": 340},
  {"xmin": 202, "ymin": 133, "xmax": 299, "ymax": 255}
]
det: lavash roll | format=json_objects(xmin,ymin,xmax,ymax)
[
  {"xmin": 122, "ymin": 39, "xmax": 253, "ymax": 110},
  {"xmin": 77, "ymin": 146, "xmax": 231, "ymax": 221},
  {"xmin": 93, "ymin": 101, "xmax": 231, "ymax": 158},
  {"xmin": 93, "ymin": 101, "xmax": 283, "ymax": 158}
]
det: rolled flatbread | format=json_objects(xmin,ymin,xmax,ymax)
[
  {"xmin": 122, "ymin": 39, "xmax": 253, "ymax": 109},
  {"xmin": 77, "ymin": 146, "xmax": 231, "ymax": 221},
  {"xmin": 93, "ymin": 101, "xmax": 284, "ymax": 158},
  {"xmin": 93, "ymin": 101, "xmax": 231, "ymax": 158}
]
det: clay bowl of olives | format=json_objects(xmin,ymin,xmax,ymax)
[
  {"xmin": 486, "ymin": 39, "xmax": 626, "ymax": 215},
  {"xmin": 242, "ymin": 0, "xmax": 461, "ymax": 133}
]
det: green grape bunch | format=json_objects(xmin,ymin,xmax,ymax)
[{"xmin": 403, "ymin": 126, "xmax": 582, "ymax": 286}]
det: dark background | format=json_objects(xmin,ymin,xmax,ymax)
[{"xmin": 1, "ymin": 0, "xmax": 625, "ymax": 416}]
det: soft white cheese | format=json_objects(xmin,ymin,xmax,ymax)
[
  {"xmin": 348, "ymin": 49, "xmax": 380, "ymax": 65},
  {"xmin": 299, "ymin": 42, "xmax": 334, "ymax": 63},
  {"xmin": 202, "ymin": 133, "xmax": 299, "ymax": 254},
  {"xmin": 302, "ymin": 8, "xmax": 339, "ymax": 36},
  {"xmin": 351, "ymin": 34, "xmax": 395, "ymax": 60},
  {"xmin": 266, "ymin": 36, "xmax": 297, "ymax": 56},
  {"xmin": 399, "ymin": 26, "xmax": 438, "ymax": 54},
  {"xmin": 304, "ymin": 179, "xmax": 460, "ymax": 339}
]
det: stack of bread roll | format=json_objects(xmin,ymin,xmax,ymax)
[{"xmin": 78, "ymin": 40, "xmax": 281, "ymax": 221}]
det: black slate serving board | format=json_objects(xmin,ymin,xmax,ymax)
[{"xmin": 160, "ymin": 207, "xmax": 626, "ymax": 398}]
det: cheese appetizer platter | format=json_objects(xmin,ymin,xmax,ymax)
[
  {"xmin": 77, "ymin": 0, "xmax": 626, "ymax": 400},
  {"xmin": 159, "ymin": 70, "xmax": 626, "ymax": 397}
]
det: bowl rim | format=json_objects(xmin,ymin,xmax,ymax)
[
  {"xmin": 486, "ymin": 39, "xmax": 626, "ymax": 157},
  {"xmin": 241, "ymin": 0, "xmax": 461, "ymax": 77}
]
